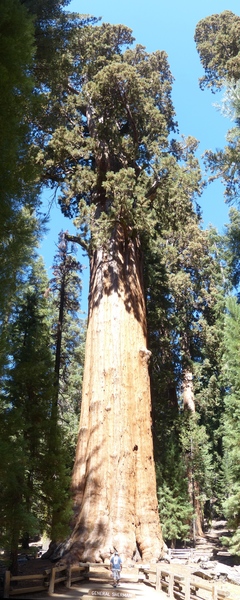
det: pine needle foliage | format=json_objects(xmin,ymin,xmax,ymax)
[
  {"xmin": 30, "ymin": 15, "xmax": 205, "ymax": 260},
  {"xmin": 221, "ymin": 296, "xmax": 240, "ymax": 554},
  {"xmin": 195, "ymin": 11, "xmax": 240, "ymax": 204},
  {"xmin": 158, "ymin": 480, "xmax": 193, "ymax": 548},
  {"xmin": 0, "ymin": 256, "xmax": 55, "ymax": 570},
  {"xmin": 50, "ymin": 231, "xmax": 85, "ymax": 467},
  {"xmin": 194, "ymin": 11, "xmax": 240, "ymax": 92}
]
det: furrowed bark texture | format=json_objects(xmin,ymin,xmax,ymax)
[{"xmin": 69, "ymin": 229, "xmax": 163, "ymax": 563}]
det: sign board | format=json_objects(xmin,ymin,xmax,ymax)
[
  {"xmin": 82, "ymin": 590, "xmax": 135, "ymax": 599},
  {"xmin": 82, "ymin": 594, "xmax": 136, "ymax": 600}
]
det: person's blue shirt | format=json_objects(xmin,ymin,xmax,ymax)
[{"xmin": 110, "ymin": 552, "xmax": 122, "ymax": 570}]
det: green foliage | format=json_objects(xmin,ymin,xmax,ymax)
[
  {"xmin": 32, "ymin": 19, "xmax": 190, "ymax": 254},
  {"xmin": 203, "ymin": 132, "xmax": 240, "ymax": 204},
  {"xmin": 192, "ymin": 228, "xmax": 228, "ymax": 472},
  {"xmin": 0, "ymin": 0, "xmax": 36, "ymax": 198},
  {"xmin": 0, "ymin": 1, "xmax": 88, "ymax": 553},
  {"xmin": 221, "ymin": 526, "xmax": 240, "ymax": 558},
  {"xmin": 180, "ymin": 413, "xmax": 213, "ymax": 501},
  {"xmin": 0, "ymin": 244, "xmax": 84, "ymax": 551},
  {"xmin": 0, "ymin": 256, "xmax": 55, "ymax": 555},
  {"xmin": 194, "ymin": 11, "xmax": 240, "ymax": 92},
  {"xmin": 145, "ymin": 198, "xmax": 228, "ymax": 533},
  {"xmin": 195, "ymin": 11, "xmax": 240, "ymax": 204},
  {"xmin": 0, "ymin": 209, "xmax": 40, "ymax": 381},
  {"xmin": 156, "ymin": 412, "xmax": 214, "ymax": 547},
  {"xmin": 222, "ymin": 207, "xmax": 240, "ymax": 290},
  {"xmin": 155, "ymin": 418, "xmax": 193, "ymax": 546},
  {"xmin": 0, "ymin": 1, "xmax": 43, "ymax": 354},
  {"xmin": 220, "ymin": 296, "xmax": 240, "ymax": 553},
  {"xmin": 49, "ymin": 232, "xmax": 85, "ymax": 469},
  {"xmin": 158, "ymin": 481, "xmax": 193, "ymax": 547}
]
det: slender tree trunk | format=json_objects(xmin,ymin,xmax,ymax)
[
  {"xmin": 68, "ymin": 227, "xmax": 163, "ymax": 563},
  {"xmin": 182, "ymin": 369, "xmax": 203, "ymax": 538},
  {"xmin": 182, "ymin": 370, "xmax": 195, "ymax": 412},
  {"xmin": 10, "ymin": 521, "xmax": 20, "ymax": 575}
]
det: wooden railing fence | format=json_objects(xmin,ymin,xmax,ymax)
[
  {"xmin": 3, "ymin": 561, "xmax": 235, "ymax": 599},
  {"xmin": 141, "ymin": 564, "xmax": 232, "ymax": 600},
  {"xmin": 3, "ymin": 563, "xmax": 89, "ymax": 597},
  {"xmin": 168, "ymin": 549, "xmax": 193, "ymax": 561}
]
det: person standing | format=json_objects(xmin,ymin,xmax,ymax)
[{"xmin": 110, "ymin": 550, "xmax": 122, "ymax": 587}]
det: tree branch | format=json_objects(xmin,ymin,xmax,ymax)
[
  {"xmin": 65, "ymin": 233, "xmax": 89, "ymax": 253},
  {"xmin": 145, "ymin": 177, "xmax": 161, "ymax": 199}
]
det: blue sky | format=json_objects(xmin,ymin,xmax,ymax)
[{"xmin": 40, "ymin": 0, "xmax": 240, "ymax": 311}]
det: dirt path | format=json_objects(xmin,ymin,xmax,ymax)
[{"xmin": 8, "ymin": 574, "xmax": 166, "ymax": 599}]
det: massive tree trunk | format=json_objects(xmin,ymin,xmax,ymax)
[{"xmin": 67, "ymin": 227, "xmax": 163, "ymax": 563}]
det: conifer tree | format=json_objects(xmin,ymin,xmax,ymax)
[
  {"xmin": 31, "ymin": 235, "xmax": 86, "ymax": 547},
  {"xmin": 0, "ymin": 1, "xmax": 85, "ymax": 563},
  {"xmin": 0, "ymin": 248, "xmax": 84, "ymax": 566},
  {"xmin": 194, "ymin": 15, "xmax": 240, "ymax": 531},
  {"xmin": 194, "ymin": 11, "xmax": 240, "ymax": 92},
  {"xmin": 0, "ymin": 256, "xmax": 55, "ymax": 572},
  {"xmin": 223, "ymin": 207, "xmax": 240, "ymax": 291},
  {"xmin": 195, "ymin": 11, "xmax": 240, "ymax": 204},
  {"xmin": 0, "ymin": 1, "xmax": 41, "ymax": 320},
  {"xmin": 221, "ymin": 296, "xmax": 240, "ymax": 555},
  {"xmin": 0, "ymin": 0, "xmax": 36, "ymax": 201},
  {"xmin": 145, "ymin": 204, "xmax": 227, "ymax": 541},
  {"xmin": 46, "ymin": 231, "xmax": 86, "ymax": 543}
]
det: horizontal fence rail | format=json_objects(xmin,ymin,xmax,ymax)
[
  {"xmin": 3, "ymin": 561, "xmax": 235, "ymax": 599},
  {"xmin": 3, "ymin": 563, "xmax": 89, "ymax": 597},
  {"xmin": 140, "ymin": 565, "xmax": 232, "ymax": 600}
]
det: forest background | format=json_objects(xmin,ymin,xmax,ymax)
[{"xmin": 1, "ymin": 0, "xmax": 240, "ymax": 572}]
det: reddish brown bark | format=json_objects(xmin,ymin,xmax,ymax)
[{"xmin": 67, "ymin": 228, "xmax": 163, "ymax": 562}]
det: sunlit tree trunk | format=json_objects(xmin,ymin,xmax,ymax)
[
  {"xmin": 68, "ymin": 227, "xmax": 163, "ymax": 562},
  {"xmin": 183, "ymin": 370, "xmax": 195, "ymax": 412},
  {"xmin": 183, "ymin": 369, "xmax": 203, "ymax": 538}
]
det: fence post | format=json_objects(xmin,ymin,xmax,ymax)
[
  {"xmin": 156, "ymin": 564, "xmax": 161, "ymax": 591},
  {"xmin": 66, "ymin": 566, "xmax": 71, "ymax": 588},
  {"xmin": 185, "ymin": 574, "xmax": 190, "ymax": 600},
  {"xmin": 4, "ymin": 570, "xmax": 11, "ymax": 599},
  {"xmin": 169, "ymin": 572, "xmax": 174, "ymax": 599},
  {"xmin": 49, "ymin": 567, "xmax": 56, "ymax": 594},
  {"xmin": 84, "ymin": 565, "xmax": 90, "ymax": 579},
  {"xmin": 212, "ymin": 582, "xmax": 218, "ymax": 600}
]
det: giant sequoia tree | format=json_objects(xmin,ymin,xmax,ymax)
[{"xmin": 35, "ymin": 16, "xmax": 202, "ymax": 562}]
